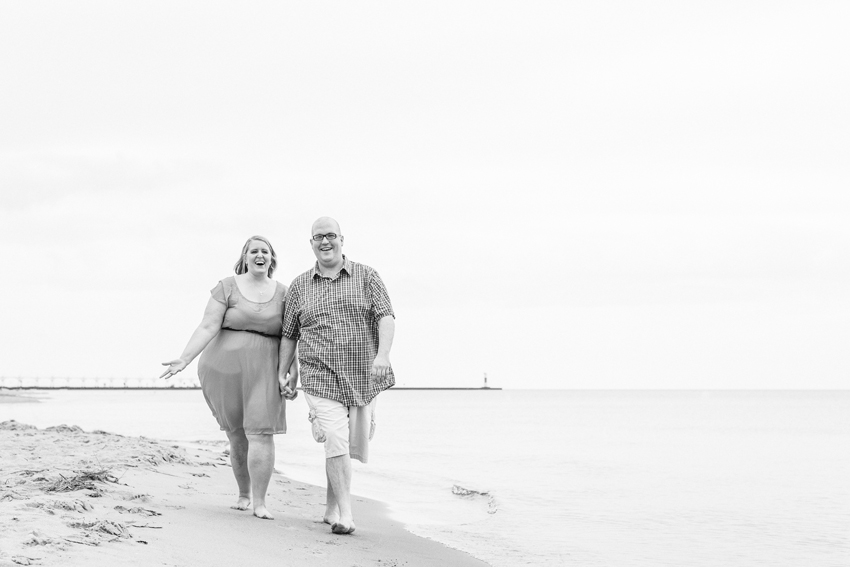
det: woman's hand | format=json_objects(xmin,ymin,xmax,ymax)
[
  {"xmin": 160, "ymin": 359, "xmax": 188, "ymax": 379},
  {"xmin": 280, "ymin": 372, "xmax": 299, "ymax": 400}
]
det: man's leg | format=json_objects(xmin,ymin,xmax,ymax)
[
  {"xmin": 225, "ymin": 429, "xmax": 251, "ymax": 511},
  {"xmin": 326, "ymin": 453, "xmax": 354, "ymax": 533},
  {"xmin": 305, "ymin": 393, "xmax": 357, "ymax": 533},
  {"xmin": 246, "ymin": 433, "xmax": 275, "ymax": 519},
  {"xmin": 324, "ymin": 470, "xmax": 339, "ymax": 524}
]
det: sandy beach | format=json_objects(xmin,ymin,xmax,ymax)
[{"xmin": 0, "ymin": 394, "xmax": 489, "ymax": 567}]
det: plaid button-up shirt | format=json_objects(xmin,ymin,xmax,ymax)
[{"xmin": 282, "ymin": 256, "xmax": 395, "ymax": 406}]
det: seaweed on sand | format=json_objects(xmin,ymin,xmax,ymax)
[{"xmin": 45, "ymin": 469, "xmax": 120, "ymax": 493}]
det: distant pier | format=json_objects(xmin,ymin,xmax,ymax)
[{"xmin": 0, "ymin": 377, "xmax": 500, "ymax": 391}]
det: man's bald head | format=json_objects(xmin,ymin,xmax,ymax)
[{"xmin": 311, "ymin": 216, "xmax": 341, "ymax": 236}]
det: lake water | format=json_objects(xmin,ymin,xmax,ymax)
[{"xmin": 3, "ymin": 389, "xmax": 848, "ymax": 567}]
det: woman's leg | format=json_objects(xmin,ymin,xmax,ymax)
[
  {"xmin": 245, "ymin": 433, "xmax": 275, "ymax": 519},
  {"xmin": 225, "ymin": 429, "xmax": 251, "ymax": 510}
]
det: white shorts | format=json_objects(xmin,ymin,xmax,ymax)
[{"xmin": 304, "ymin": 393, "xmax": 377, "ymax": 463}]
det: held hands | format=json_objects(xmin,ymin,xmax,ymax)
[
  {"xmin": 370, "ymin": 353, "xmax": 391, "ymax": 383},
  {"xmin": 160, "ymin": 359, "xmax": 188, "ymax": 379},
  {"xmin": 280, "ymin": 372, "xmax": 299, "ymax": 401}
]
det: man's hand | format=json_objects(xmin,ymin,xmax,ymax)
[
  {"xmin": 280, "ymin": 372, "xmax": 299, "ymax": 400},
  {"xmin": 370, "ymin": 353, "xmax": 391, "ymax": 383}
]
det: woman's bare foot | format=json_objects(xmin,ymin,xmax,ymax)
[
  {"xmin": 231, "ymin": 496, "xmax": 251, "ymax": 511},
  {"xmin": 254, "ymin": 505, "xmax": 274, "ymax": 520}
]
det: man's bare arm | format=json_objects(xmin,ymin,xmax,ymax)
[{"xmin": 370, "ymin": 316, "xmax": 395, "ymax": 381}]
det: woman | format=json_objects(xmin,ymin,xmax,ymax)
[{"xmin": 160, "ymin": 235, "xmax": 296, "ymax": 520}]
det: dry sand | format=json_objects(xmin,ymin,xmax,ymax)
[{"xmin": 0, "ymin": 411, "xmax": 489, "ymax": 566}]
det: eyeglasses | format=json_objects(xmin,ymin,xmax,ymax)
[{"xmin": 312, "ymin": 233, "xmax": 339, "ymax": 242}]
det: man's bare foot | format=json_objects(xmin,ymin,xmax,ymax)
[
  {"xmin": 323, "ymin": 502, "xmax": 340, "ymax": 525},
  {"xmin": 331, "ymin": 518, "xmax": 356, "ymax": 534},
  {"xmin": 254, "ymin": 505, "xmax": 274, "ymax": 520},
  {"xmin": 231, "ymin": 496, "xmax": 251, "ymax": 511}
]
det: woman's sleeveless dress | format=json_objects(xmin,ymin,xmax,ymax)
[{"xmin": 198, "ymin": 277, "xmax": 287, "ymax": 434}]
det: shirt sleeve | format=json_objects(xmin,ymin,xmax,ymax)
[
  {"xmin": 209, "ymin": 280, "xmax": 230, "ymax": 305},
  {"xmin": 281, "ymin": 280, "xmax": 301, "ymax": 340},
  {"xmin": 368, "ymin": 269, "xmax": 395, "ymax": 320}
]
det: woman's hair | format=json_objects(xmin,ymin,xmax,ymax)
[{"xmin": 234, "ymin": 235, "xmax": 277, "ymax": 277}]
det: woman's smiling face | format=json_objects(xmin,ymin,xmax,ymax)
[{"xmin": 245, "ymin": 239, "xmax": 272, "ymax": 276}]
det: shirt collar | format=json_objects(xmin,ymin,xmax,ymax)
[{"xmin": 311, "ymin": 255, "xmax": 351, "ymax": 280}]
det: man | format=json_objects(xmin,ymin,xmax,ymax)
[{"xmin": 279, "ymin": 216, "xmax": 395, "ymax": 535}]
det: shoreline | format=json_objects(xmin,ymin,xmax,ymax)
[{"xmin": 0, "ymin": 416, "xmax": 490, "ymax": 567}]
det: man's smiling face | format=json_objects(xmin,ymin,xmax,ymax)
[{"xmin": 310, "ymin": 217, "xmax": 344, "ymax": 268}]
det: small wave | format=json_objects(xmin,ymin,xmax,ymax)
[{"xmin": 451, "ymin": 484, "xmax": 499, "ymax": 514}]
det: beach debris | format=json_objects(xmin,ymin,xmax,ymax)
[
  {"xmin": 45, "ymin": 469, "xmax": 119, "ymax": 493},
  {"xmin": 130, "ymin": 443, "xmax": 190, "ymax": 466},
  {"xmin": 64, "ymin": 535, "xmax": 100, "ymax": 547},
  {"xmin": 11, "ymin": 556, "xmax": 37, "ymax": 565},
  {"xmin": 114, "ymin": 505, "xmax": 161, "ymax": 516},
  {"xmin": 67, "ymin": 519, "xmax": 130, "ymax": 539},
  {"xmin": 26, "ymin": 499, "xmax": 93, "ymax": 513},
  {"xmin": 0, "ymin": 420, "xmax": 37, "ymax": 431},
  {"xmin": 62, "ymin": 499, "xmax": 94, "ymax": 512},
  {"xmin": 189, "ymin": 471, "xmax": 209, "ymax": 477},
  {"xmin": 1, "ymin": 490, "xmax": 27, "ymax": 501},
  {"xmin": 128, "ymin": 523, "xmax": 163, "ymax": 529},
  {"xmin": 45, "ymin": 424, "xmax": 84, "ymax": 433},
  {"xmin": 23, "ymin": 530, "xmax": 54, "ymax": 547},
  {"xmin": 91, "ymin": 429, "xmax": 117, "ymax": 435}
]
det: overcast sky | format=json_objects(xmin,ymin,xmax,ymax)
[{"xmin": 1, "ymin": 1, "xmax": 848, "ymax": 389}]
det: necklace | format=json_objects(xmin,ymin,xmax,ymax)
[
  {"xmin": 243, "ymin": 276, "xmax": 272, "ymax": 301},
  {"xmin": 258, "ymin": 279, "xmax": 271, "ymax": 297}
]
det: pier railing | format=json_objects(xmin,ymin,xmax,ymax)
[{"xmin": 0, "ymin": 376, "xmax": 201, "ymax": 389}]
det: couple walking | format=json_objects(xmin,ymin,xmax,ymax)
[{"xmin": 161, "ymin": 216, "xmax": 395, "ymax": 535}]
